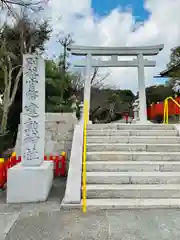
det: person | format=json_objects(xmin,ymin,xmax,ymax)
[{"xmin": 124, "ymin": 113, "xmax": 129, "ymax": 124}]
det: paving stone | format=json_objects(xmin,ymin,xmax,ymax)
[
  {"xmin": 4, "ymin": 209, "xmax": 180, "ymax": 240},
  {"xmin": 107, "ymin": 209, "xmax": 180, "ymax": 240},
  {"xmin": 0, "ymin": 212, "xmax": 20, "ymax": 239},
  {"xmin": 5, "ymin": 210, "xmax": 109, "ymax": 240}
]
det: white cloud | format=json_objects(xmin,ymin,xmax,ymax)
[{"xmin": 45, "ymin": 0, "xmax": 180, "ymax": 93}]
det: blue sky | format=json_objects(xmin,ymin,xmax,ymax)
[
  {"xmin": 92, "ymin": 0, "xmax": 150, "ymax": 22},
  {"xmin": 47, "ymin": 0, "xmax": 179, "ymax": 90},
  {"xmin": 91, "ymin": 0, "xmax": 169, "ymax": 85}
]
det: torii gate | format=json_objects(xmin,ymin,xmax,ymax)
[{"xmin": 68, "ymin": 45, "xmax": 164, "ymax": 123}]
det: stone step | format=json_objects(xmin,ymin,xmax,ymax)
[
  {"xmin": 87, "ymin": 136, "xmax": 180, "ymax": 144},
  {"xmin": 87, "ymin": 129, "xmax": 178, "ymax": 136},
  {"xmin": 87, "ymin": 124, "xmax": 175, "ymax": 130},
  {"xmin": 86, "ymin": 161, "xmax": 180, "ymax": 172},
  {"xmin": 87, "ymin": 143, "xmax": 180, "ymax": 152},
  {"xmin": 86, "ymin": 172, "xmax": 180, "ymax": 184},
  {"xmin": 80, "ymin": 198, "xmax": 180, "ymax": 209},
  {"xmin": 87, "ymin": 151, "xmax": 180, "ymax": 161},
  {"xmin": 86, "ymin": 184, "xmax": 180, "ymax": 199}
]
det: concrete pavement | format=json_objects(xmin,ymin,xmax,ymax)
[
  {"xmin": 1, "ymin": 178, "xmax": 180, "ymax": 239},
  {"xmin": 0, "ymin": 178, "xmax": 65, "ymax": 239},
  {"xmin": 5, "ymin": 208, "xmax": 180, "ymax": 240}
]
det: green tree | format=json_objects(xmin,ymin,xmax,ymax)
[
  {"xmin": 166, "ymin": 46, "xmax": 180, "ymax": 91},
  {"xmin": 45, "ymin": 60, "xmax": 74, "ymax": 112},
  {"xmin": 90, "ymin": 88, "xmax": 135, "ymax": 122},
  {"xmin": 146, "ymin": 85, "xmax": 174, "ymax": 105},
  {"xmin": 58, "ymin": 34, "xmax": 74, "ymax": 73},
  {"xmin": 168, "ymin": 46, "xmax": 180, "ymax": 68},
  {"xmin": 0, "ymin": 12, "xmax": 51, "ymax": 152},
  {"xmin": 118, "ymin": 89, "xmax": 135, "ymax": 103}
]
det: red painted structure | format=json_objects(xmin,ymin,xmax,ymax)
[
  {"xmin": 0, "ymin": 154, "xmax": 66, "ymax": 189},
  {"xmin": 147, "ymin": 97, "xmax": 180, "ymax": 120}
]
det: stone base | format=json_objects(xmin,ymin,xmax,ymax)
[
  {"xmin": 132, "ymin": 119, "xmax": 153, "ymax": 124},
  {"xmin": 7, "ymin": 161, "xmax": 53, "ymax": 203}
]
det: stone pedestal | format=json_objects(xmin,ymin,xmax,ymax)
[
  {"xmin": 7, "ymin": 161, "xmax": 53, "ymax": 203},
  {"xmin": 132, "ymin": 98, "xmax": 150, "ymax": 124},
  {"xmin": 132, "ymin": 120, "xmax": 153, "ymax": 125},
  {"xmin": 132, "ymin": 99, "xmax": 140, "ymax": 123}
]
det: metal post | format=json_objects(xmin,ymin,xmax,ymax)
[
  {"xmin": 83, "ymin": 53, "xmax": 92, "ymax": 123},
  {"xmin": 137, "ymin": 53, "xmax": 147, "ymax": 123}
]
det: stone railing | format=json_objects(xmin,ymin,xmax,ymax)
[{"xmin": 63, "ymin": 102, "xmax": 85, "ymax": 204}]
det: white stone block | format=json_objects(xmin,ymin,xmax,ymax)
[{"xmin": 7, "ymin": 161, "xmax": 53, "ymax": 203}]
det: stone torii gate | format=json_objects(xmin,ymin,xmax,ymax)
[{"xmin": 68, "ymin": 45, "xmax": 164, "ymax": 123}]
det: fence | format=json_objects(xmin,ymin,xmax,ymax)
[
  {"xmin": 147, "ymin": 97, "xmax": 180, "ymax": 120},
  {"xmin": 0, "ymin": 152, "xmax": 66, "ymax": 189}
]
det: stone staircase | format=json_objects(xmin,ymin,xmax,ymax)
[{"xmin": 84, "ymin": 124, "xmax": 180, "ymax": 209}]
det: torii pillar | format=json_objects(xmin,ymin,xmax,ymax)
[{"xmin": 137, "ymin": 53, "xmax": 147, "ymax": 123}]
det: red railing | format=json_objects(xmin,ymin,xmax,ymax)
[{"xmin": 0, "ymin": 152, "xmax": 66, "ymax": 189}]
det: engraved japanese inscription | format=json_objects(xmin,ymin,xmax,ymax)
[
  {"xmin": 22, "ymin": 55, "xmax": 45, "ymax": 165},
  {"xmin": 24, "ymin": 119, "xmax": 40, "ymax": 144}
]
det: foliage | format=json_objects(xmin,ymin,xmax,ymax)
[
  {"xmin": 43, "ymin": 34, "xmax": 77, "ymax": 113},
  {"xmin": 0, "ymin": 44, "xmax": 22, "ymax": 134},
  {"xmin": 1, "ymin": 15, "xmax": 51, "ymax": 56},
  {"xmin": 0, "ymin": 12, "xmax": 51, "ymax": 153},
  {"xmin": 168, "ymin": 46, "xmax": 180, "ymax": 68},
  {"xmin": 166, "ymin": 46, "xmax": 180, "ymax": 92},
  {"xmin": 0, "ymin": 14, "xmax": 51, "ymax": 92},
  {"xmin": 58, "ymin": 34, "xmax": 74, "ymax": 72},
  {"xmin": 90, "ymin": 88, "xmax": 135, "ymax": 122},
  {"xmin": 45, "ymin": 60, "xmax": 74, "ymax": 113},
  {"xmin": 146, "ymin": 85, "xmax": 174, "ymax": 105}
]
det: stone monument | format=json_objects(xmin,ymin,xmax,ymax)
[{"xmin": 7, "ymin": 55, "xmax": 53, "ymax": 203}]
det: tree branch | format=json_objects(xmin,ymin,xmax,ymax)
[
  {"xmin": 0, "ymin": 0, "xmax": 49, "ymax": 18},
  {"xmin": 3, "ymin": 66, "xmax": 8, "ymax": 88},
  {"xmin": 58, "ymin": 34, "xmax": 74, "ymax": 72},
  {"xmin": 8, "ymin": 66, "xmax": 22, "ymax": 107},
  {"xmin": 92, "ymin": 72, "xmax": 110, "ymax": 88},
  {"xmin": 1, "ymin": 0, "xmax": 47, "ymax": 8},
  {"xmin": 91, "ymin": 67, "xmax": 98, "ymax": 84},
  {"xmin": 0, "ymin": 59, "xmax": 7, "ymax": 87},
  {"xmin": 7, "ymin": 64, "xmax": 21, "ymax": 99}
]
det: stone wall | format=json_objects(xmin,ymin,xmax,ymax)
[{"xmin": 15, "ymin": 113, "xmax": 78, "ymax": 161}]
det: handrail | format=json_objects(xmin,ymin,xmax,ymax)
[
  {"xmin": 163, "ymin": 96, "xmax": 180, "ymax": 124},
  {"xmin": 82, "ymin": 100, "xmax": 88, "ymax": 213}
]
